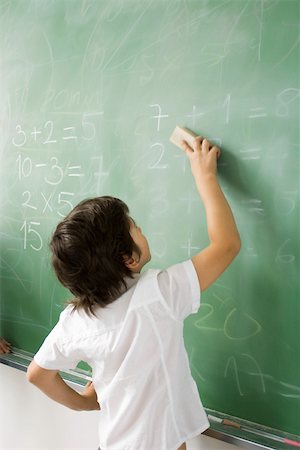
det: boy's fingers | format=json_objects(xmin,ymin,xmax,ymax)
[
  {"xmin": 180, "ymin": 140, "xmax": 193, "ymax": 154},
  {"xmin": 193, "ymin": 136, "xmax": 203, "ymax": 152},
  {"xmin": 210, "ymin": 146, "xmax": 221, "ymax": 159},
  {"xmin": 201, "ymin": 139, "xmax": 210, "ymax": 154},
  {"xmin": 180, "ymin": 136, "xmax": 220, "ymax": 159}
]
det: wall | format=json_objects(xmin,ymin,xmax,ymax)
[{"xmin": 0, "ymin": 364, "xmax": 99, "ymax": 450}]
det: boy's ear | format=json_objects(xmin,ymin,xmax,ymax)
[{"xmin": 123, "ymin": 254, "xmax": 139, "ymax": 270}]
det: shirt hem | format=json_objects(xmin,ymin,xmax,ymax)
[
  {"xmin": 98, "ymin": 422, "xmax": 211, "ymax": 450},
  {"xmin": 174, "ymin": 421, "xmax": 210, "ymax": 449}
]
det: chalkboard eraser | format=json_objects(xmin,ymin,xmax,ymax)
[{"xmin": 170, "ymin": 126, "xmax": 198, "ymax": 149}]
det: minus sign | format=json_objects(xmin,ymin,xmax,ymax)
[
  {"xmin": 248, "ymin": 114, "xmax": 267, "ymax": 118},
  {"xmin": 35, "ymin": 164, "xmax": 47, "ymax": 167},
  {"xmin": 241, "ymin": 156, "xmax": 261, "ymax": 160}
]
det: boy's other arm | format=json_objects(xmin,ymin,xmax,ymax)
[
  {"xmin": 27, "ymin": 360, "xmax": 100, "ymax": 411},
  {"xmin": 181, "ymin": 137, "xmax": 241, "ymax": 292}
]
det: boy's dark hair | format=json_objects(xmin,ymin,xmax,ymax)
[{"xmin": 50, "ymin": 196, "xmax": 141, "ymax": 315}]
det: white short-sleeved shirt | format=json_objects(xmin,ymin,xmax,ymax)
[{"xmin": 35, "ymin": 260, "xmax": 209, "ymax": 450}]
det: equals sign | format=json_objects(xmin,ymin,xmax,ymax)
[
  {"xmin": 240, "ymin": 148, "xmax": 261, "ymax": 160},
  {"xmin": 242, "ymin": 199, "xmax": 265, "ymax": 216},
  {"xmin": 246, "ymin": 247, "xmax": 258, "ymax": 257},
  {"xmin": 67, "ymin": 165, "xmax": 84, "ymax": 177}
]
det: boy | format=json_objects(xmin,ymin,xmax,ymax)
[{"xmin": 27, "ymin": 136, "xmax": 241, "ymax": 450}]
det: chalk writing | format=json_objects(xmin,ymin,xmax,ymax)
[
  {"xmin": 242, "ymin": 353, "xmax": 266, "ymax": 393},
  {"xmin": 248, "ymin": 107, "xmax": 267, "ymax": 119},
  {"xmin": 224, "ymin": 356, "xmax": 244, "ymax": 396},
  {"xmin": 275, "ymin": 190, "xmax": 298, "ymax": 215},
  {"xmin": 20, "ymin": 221, "xmax": 43, "ymax": 252},
  {"xmin": 41, "ymin": 192, "xmax": 53, "ymax": 213},
  {"xmin": 256, "ymin": 0, "xmax": 264, "ymax": 62},
  {"xmin": 22, "ymin": 191, "xmax": 37, "ymax": 211},
  {"xmin": 12, "ymin": 125, "xmax": 27, "ymax": 147},
  {"xmin": 62, "ymin": 126, "xmax": 77, "ymax": 141},
  {"xmin": 82, "ymin": 112, "xmax": 104, "ymax": 141},
  {"xmin": 44, "ymin": 157, "xmax": 64, "ymax": 186},
  {"xmin": 240, "ymin": 148, "xmax": 261, "ymax": 161},
  {"xmin": 66, "ymin": 165, "xmax": 84, "ymax": 178},
  {"xmin": 275, "ymin": 239, "xmax": 295, "ymax": 264},
  {"xmin": 57, "ymin": 192, "xmax": 75, "ymax": 218},
  {"xmin": 225, "ymin": 353, "xmax": 267, "ymax": 396},
  {"xmin": 241, "ymin": 199, "xmax": 265, "ymax": 216},
  {"xmin": 279, "ymin": 381, "xmax": 300, "ymax": 399},
  {"xmin": 194, "ymin": 303, "xmax": 222, "ymax": 333},
  {"xmin": 223, "ymin": 94, "xmax": 231, "ymax": 124},
  {"xmin": 42, "ymin": 88, "xmax": 103, "ymax": 111},
  {"xmin": 16, "ymin": 155, "xmax": 84, "ymax": 187},
  {"xmin": 186, "ymin": 105, "xmax": 204, "ymax": 127},
  {"xmin": 30, "ymin": 127, "xmax": 42, "ymax": 142},
  {"xmin": 11, "ymin": 114, "xmax": 103, "ymax": 147},
  {"xmin": 181, "ymin": 237, "xmax": 201, "ymax": 258},
  {"xmin": 224, "ymin": 308, "xmax": 262, "ymax": 341},
  {"xmin": 16, "ymin": 155, "xmax": 32, "ymax": 179},
  {"xmin": 148, "ymin": 143, "xmax": 167, "ymax": 169},
  {"xmin": 149, "ymin": 104, "xmax": 169, "ymax": 131},
  {"xmin": 90, "ymin": 156, "xmax": 109, "ymax": 194},
  {"xmin": 44, "ymin": 120, "xmax": 57, "ymax": 144},
  {"xmin": 246, "ymin": 247, "xmax": 258, "ymax": 257},
  {"xmin": 276, "ymin": 88, "xmax": 300, "ymax": 117},
  {"xmin": 20, "ymin": 191, "xmax": 75, "ymax": 217}
]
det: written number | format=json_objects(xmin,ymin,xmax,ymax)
[
  {"xmin": 16, "ymin": 155, "xmax": 32, "ymax": 179},
  {"xmin": 12, "ymin": 125, "xmax": 27, "ymax": 147},
  {"xmin": 20, "ymin": 221, "xmax": 43, "ymax": 251}
]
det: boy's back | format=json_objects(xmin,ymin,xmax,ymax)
[{"xmin": 35, "ymin": 261, "xmax": 209, "ymax": 449}]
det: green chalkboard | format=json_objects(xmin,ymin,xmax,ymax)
[{"xmin": 1, "ymin": 0, "xmax": 299, "ymax": 439}]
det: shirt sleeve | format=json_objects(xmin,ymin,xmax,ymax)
[
  {"xmin": 34, "ymin": 314, "xmax": 81, "ymax": 371},
  {"xmin": 157, "ymin": 260, "xmax": 201, "ymax": 321}
]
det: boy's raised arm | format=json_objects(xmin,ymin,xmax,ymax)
[{"xmin": 180, "ymin": 137, "xmax": 241, "ymax": 292}]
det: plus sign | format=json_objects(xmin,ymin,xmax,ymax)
[
  {"xmin": 31, "ymin": 127, "xmax": 42, "ymax": 141},
  {"xmin": 91, "ymin": 156, "xmax": 109, "ymax": 194},
  {"xmin": 186, "ymin": 105, "xmax": 204, "ymax": 127},
  {"xmin": 181, "ymin": 237, "xmax": 200, "ymax": 258}
]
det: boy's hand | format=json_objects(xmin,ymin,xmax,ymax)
[
  {"xmin": 0, "ymin": 337, "xmax": 11, "ymax": 354},
  {"xmin": 80, "ymin": 381, "xmax": 101, "ymax": 411},
  {"xmin": 181, "ymin": 137, "xmax": 221, "ymax": 183}
]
